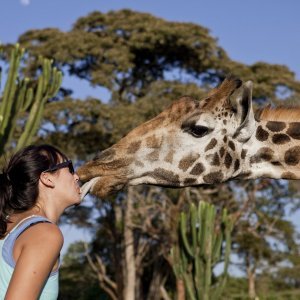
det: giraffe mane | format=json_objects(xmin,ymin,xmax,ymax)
[{"xmin": 257, "ymin": 106, "xmax": 300, "ymax": 122}]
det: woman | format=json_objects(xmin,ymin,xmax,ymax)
[{"xmin": 0, "ymin": 144, "xmax": 82, "ymax": 300}]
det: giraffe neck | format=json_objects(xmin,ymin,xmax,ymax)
[{"xmin": 242, "ymin": 119, "xmax": 300, "ymax": 180}]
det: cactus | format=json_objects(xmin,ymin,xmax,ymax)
[
  {"xmin": 171, "ymin": 201, "xmax": 234, "ymax": 300},
  {"xmin": 0, "ymin": 44, "xmax": 62, "ymax": 155}
]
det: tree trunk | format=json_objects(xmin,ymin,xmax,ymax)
[
  {"xmin": 246, "ymin": 254, "xmax": 256, "ymax": 300},
  {"xmin": 123, "ymin": 188, "xmax": 136, "ymax": 300}
]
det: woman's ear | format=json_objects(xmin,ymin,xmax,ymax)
[{"xmin": 40, "ymin": 172, "xmax": 55, "ymax": 188}]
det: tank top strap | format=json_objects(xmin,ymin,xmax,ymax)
[{"xmin": 2, "ymin": 215, "xmax": 52, "ymax": 269}]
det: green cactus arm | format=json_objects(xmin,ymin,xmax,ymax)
[
  {"xmin": 183, "ymin": 273, "xmax": 197, "ymax": 300},
  {"xmin": 180, "ymin": 212, "xmax": 194, "ymax": 257},
  {"xmin": 0, "ymin": 46, "xmax": 23, "ymax": 134}
]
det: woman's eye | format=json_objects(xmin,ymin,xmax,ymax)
[{"xmin": 189, "ymin": 125, "xmax": 209, "ymax": 138}]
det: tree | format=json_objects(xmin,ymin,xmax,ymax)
[{"xmin": 8, "ymin": 9, "xmax": 300, "ymax": 299}]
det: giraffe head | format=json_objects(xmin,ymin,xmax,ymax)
[{"xmin": 78, "ymin": 76, "xmax": 256, "ymax": 198}]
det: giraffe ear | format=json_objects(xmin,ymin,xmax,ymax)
[{"xmin": 230, "ymin": 81, "xmax": 256, "ymax": 142}]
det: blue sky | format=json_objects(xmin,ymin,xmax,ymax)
[
  {"xmin": 1, "ymin": 0, "xmax": 300, "ymax": 99},
  {"xmin": 1, "ymin": 0, "xmax": 300, "ymax": 256}
]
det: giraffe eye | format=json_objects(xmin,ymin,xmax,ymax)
[{"xmin": 189, "ymin": 125, "xmax": 210, "ymax": 138}]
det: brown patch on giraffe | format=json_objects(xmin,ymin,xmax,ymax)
[
  {"xmin": 146, "ymin": 150, "xmax": 160, "ymax": 161},
  {"xmin": 256, "ymin": 126, "xmax": 269, "ymax": 141},
  {"xmin": 127, "ymin": 141, "xmax": 141, "ymax": 154},
  {"xmin": 211, "ymin": 153, "xmax": 220, "ymax": 166},
  {"xmin": 284, "ymin": 146, "xmax": 300, "ymax": 165},
  {"xmin": 241, "ymin": 149, "xmax": 247, "ymax": 159},
  {"xmin": 203, "ymin": 172, "xmax": 224, "ymax": 184},
  {"xmin": 234, "ymin": 159, "xmax": 240, "ymax": 172},
  {"xmin": 146, "ymin": 135, "xmax": 162, "ymax": 148},
  {"xmin": 183, "ymin": 178, "xmax": 198, "ymax": 185},
  {"xmin": 178, "ymin": 153, "xmax": 200, "ymax": 172},
  {"xmin": 287, "ymin": 123, "xmax": 300, "ymax": 140},
  {"xmin": 281, "ymin": 171, "xmax": 298, "ymax": 180},
  {"xmin": 190, "ymin": 163, "xmax": 205, "ymax": 175},
  {"xmin": 223, "ymin": 136, "xmax": 228, "ymax": 143},
  {"xmin": 272, "ymin": 134, "xmax": 291, "ymax": 145},
  {"xmin": 222, "ymin": 129, "xmax": 227, "ymax": 134},
  {"xmin": 250, "ymin": 147, "xmax": 274, "ymax": 164},
  {"xmin": 165, "ymin": 150, "xmax": 175, "ymax": 164},
  {"xmin": 219, "ymin": 147, "xmax": 225, "ymax": 158},
  {"xmin": 228, "ymin": 140, "xmax": 235, "ymax": 151},
  {"xmin": 271, "ymin": 161, "xmax": 282, "ymax": 167},
  {"xmin": 205, "ymin": 138, "xmax": 218, "ymax": 152},
  {"xmin": 237, "ymin": 171, "xmax": 252, "ymax": 179},
  {"xmin": 149, "ymin": 168, "xmax": 180, "ymax": 184},
  {"xmin": 224, "ymin": 153, "xmax": 232, "ymax": 169},
  {"xmin": 135, "ymin": 161, "xmax": 144, "ymax": 167},
  {"xmin": 93, "ymin": 148, "xmax": 116, "ymax": 161},
  {"xmin": 266, "ymin": 121, "xmax": 286, "ymax": 132}
]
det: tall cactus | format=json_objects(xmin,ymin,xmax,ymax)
[
  {"xmin": 0, "ymin": 44, "xmax": 62, "ymax": 156},
  {"xmin": 171, "ymin": 201, "xmax": 234, "ymax": 300}
]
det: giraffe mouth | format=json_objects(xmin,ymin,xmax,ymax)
[{"xmin": 80, "ymin": 177, "xmax": 101, "ymax": 200}]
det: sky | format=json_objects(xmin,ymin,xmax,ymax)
[{"xmin": 1, "ymin": 0, "xmax": 300, "ymax": 255}]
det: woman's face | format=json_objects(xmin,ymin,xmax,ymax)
[
  {"xmin": 50, "ymin": 160, "xmax": 82, "ymax": 208},
  {"xmin": 57, "ymin": 167, "xmax": 82, "ymax": 207}
]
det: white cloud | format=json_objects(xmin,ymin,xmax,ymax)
[{"xmin": 20, "ymin": 0, "xmax": 31, "ymax": 6}]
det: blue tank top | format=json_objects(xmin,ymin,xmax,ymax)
[{"xmin": 0, "ymin": 216, "xmax": 60, "ymax": 300}]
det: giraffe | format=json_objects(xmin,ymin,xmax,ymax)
[{"xmin": 78, "ymin": 75, "xmax": 300, "ymax": 199}]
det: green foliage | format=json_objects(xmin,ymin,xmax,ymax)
[
  {"xmin": 0, "ymin": 44, "xmax": 62, "ymax": 157},
  {"xmin": 171, "ymin": 201, "xmax": 234, "ymax": 300}
]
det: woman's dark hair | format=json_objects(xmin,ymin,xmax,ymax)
[{"xmin": 0, "ymin": 144, "xmax": 68, "ymax": 238}]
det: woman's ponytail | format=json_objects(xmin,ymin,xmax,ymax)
[{"xmin": 0, "ymin": 172, "xmax": 13, "ymax": 237}]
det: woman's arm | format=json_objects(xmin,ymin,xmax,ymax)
[{"xmin": 5, "ymin": 223, "xmax": 63, "ymax": 300}]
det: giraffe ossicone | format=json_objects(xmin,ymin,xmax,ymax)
[{"xmin": 78, "ymin": 75, "xmax": 300, "ymax": 198}]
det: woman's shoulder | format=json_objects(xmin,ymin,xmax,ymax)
[{"xmin": 18, "ymin": 220, "xmax": 64, "ymax": 250}]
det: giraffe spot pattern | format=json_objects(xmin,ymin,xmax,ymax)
[
  {"xmin": 93, "ymin": 148, "xmax": 116, "ymax": 161},
  {"xmin": 203, "ymin": 172, "xmax": 224, "ymax": 184},
  {"xmin": 234, "ymin": 159, "xmax": 240, "ymax": 172},
  {"xmin": 281, "ymin": 171, "xmax": 297, "ymax": 179},
  {"xmin": 271, "ymin": 161, "xmax": 282, "ymax": 166},
  {"xmin": 287, "ymin": 123, "xmax": 300, "ymax": 140},
  {"xmin": 223, "ymin": 136, "xmax": 228, "ymax": 143},
  {"xmin": 190, "ymin": 163, "xmax": 205, "ymax": 175},
  {"xmin": 211, "ymin": 153, "xmax": 220, "ymax": 166},
  {"xmin": 256, "ymin": 126, "xmax": 269, "ymax": 141},
  {"xmin": 178, "ymin": 153, "xmax": 200, "ymax": 171},
  {"xmin": 183, "ymin": 178, "xmax": 198, "ymax": 185},
  {"xmin": 164, "ymin": 150, "xmax": 175, "ymax": 164},
  {"xmin": 272, "ymin": 134, "xmax": 291, "ymax": 145},
  {"xmin": 127, "ymin": 141, "xmax": 142, "ymax": 154},
  {"xmin": 146, "ymin": 150, "xmax": 160, "ymax": 161},
  {"xmin": 219, "ymin": 147, "xmax": 225, "ymax": 158},
  {"xmin": 266, "ymin": 121, "xmax": 286, "ymax": 132},
  {"xmin": 150, "ymin": 168, "xmax": 180, "ymax": 184},
  {"xmin": 228, "ymin": 141, "xmax": 235, "ymax": 151},
  {"xmin": 224, "ymin": 153, "xmax": 232, "ymax": 169},
  {"xmin": 284, "ymin": 146, "xmax": 300, "ymax": 165},
  {"xmin": 241, "ymin": 149, "xmax": 247, "ymax": 159},
  {"xmin": 146, "ymin": 135, "xmax": 161, "ymax": 148},
  {"xmin": 205, "ymin": 138, "xmax": 217, "ymax": 152},
  {"xmin": 135, "ymin": 161, "xmax": 144, "ymax": 167},
  {"xmin": 250, "ymin": 147, "xmax": 274, "ymax": 163}
]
